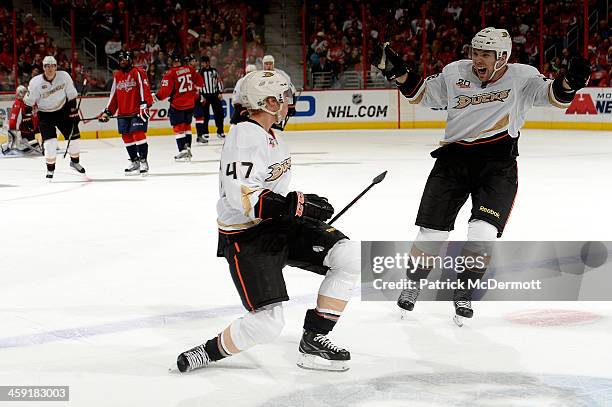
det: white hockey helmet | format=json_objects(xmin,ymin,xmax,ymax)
[
  {"xmin": 245, "ymin": 64, "xmax": 257, "ymax": 74},
  {"xmin": 240, "ymin": 70, "xmax": 289, "ymax": 122},
  {"xmin": 262, "ymin": 55, "xmax": 274, "ymax": 64},
  {"xmin": 15, "ymin": 85, "xmax": 28, "ymax": 99},
  {"xmin": 471, "ymin": 27, "xmax": 512, "ymax": 62},
  {"xmin": 42, "ymin": 55, "xmax": 57, "ymax": 66}
]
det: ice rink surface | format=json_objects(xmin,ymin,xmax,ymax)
[{"xmin": 1, "ymin": 129, "xmax": 611, "ymax": 406}]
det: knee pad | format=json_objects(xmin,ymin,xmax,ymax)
[
  {"xmin": 414, "ymin": 227, "xmax": 449, "ymax": 257},
  {"xmin": 121, "ymin": 134, "xmax": 135, "ymax": 145},
  {"xmin": 132, "ymin": 131, "xmax": 147, "ymax": 143},
  {"xmin": 464, "ymin": 219, "xmax": 497, "ymax": 256},
  {"xmin": 67, "ymin": 138, "xmax": 80, "ymax": 156},
  {"xmin": 43, "ymin": 138, "xmax": 58, "ymax": 160},
  {"xmin": 320, "ymin": 239, "xmax": 360, "ymax": 301},
  {"xmin": 229, "ymin": 302, "xmax": 284, "ymax": 352}
]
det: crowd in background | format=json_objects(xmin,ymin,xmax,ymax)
[{"xmin": 306, "ymin": 0, "xmax": 611, "ymax": 88}]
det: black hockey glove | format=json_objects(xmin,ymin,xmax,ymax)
[
  {"xmin": 97, "ymin": 108, "xmax": 112, "ymax": 122},
  {"xmin": 564, "ymin": 56, "xmax": 591, "ymax": 91},
  {"xmin": 21, "ymin": 113, "xmax": 33, "ymax": 132},
  {"xmin": 372, "ymin": 42, "xmax": 409, "ymax": 81},
  {"xmin": 67, "ymin": 99, "xmax": 80, "ymax": 124},
  {"xmin": 287, "ymin": 191, "xmax": 334, "ymax": 222}
]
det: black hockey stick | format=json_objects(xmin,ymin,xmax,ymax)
[
  {"xmin": 63, "ymin": 78, "xmax": 88, "ymax": 158},
  {"xmin": 328, "ymin": 170, "xmax": 388, "ymax": 225},
  {"xmin": 81, "ymin": 114, "xmax": 137, "ymax": 121}
]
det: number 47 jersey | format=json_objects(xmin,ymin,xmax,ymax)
[
  {"xmin": 156, "ymin": 66, "xmax": 203, "ymax": 110},
  {"xmin": 217, "ymin": 120, "xmax": 292, "ymax": 232}
]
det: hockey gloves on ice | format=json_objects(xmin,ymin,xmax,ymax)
[
  {"xmin": 287, "ymin": 191, "xmax": 334, "ymax": 222},
  {"xmin": 372, "ymin": 42, "xmax": 409, "ymax": 81},
  {"xmin": 139, "ymin": 103, "xmax": 150, "ymax": 122},
  {"xmin": 97, "ymin": 109, "xmax": 112, "ymax": 122},
  {"xmin": 565, "ymin": 56, "xmax": 591, "ymax": 91}
]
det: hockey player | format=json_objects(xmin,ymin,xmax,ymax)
[
  {"xmin": 176, "ymin": 71, "xmax": 360, "ymax": 373},
  {"xmin": 373, "ymin": 27, "xmax": 590, "ymax": 323},
  {"xmin": 24, "ymin": 56, "xmax": 86, "ymax": 179},
  {"xmin": 154, "ymin": 53, "xmax": 203, "ymax": 161},
  {"xmin": 98, "ymin": 50, "xmax": 154, "ymax": 175},
  {"xmin": 7, "ymin": 85, "xmax": 41, "ymax": 153},
  {"xmin": 229, "ymin": 63, "xmax": 257, "ymax": 125},
  {"xmin": 262, "ymin": 55, "xmax": 298, "ymax": 130}
]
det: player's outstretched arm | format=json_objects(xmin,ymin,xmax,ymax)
[
  {"xmin": 255, "ymin": 190, "xmax": 334, "ymax": 222},
  {"xmin": 552, "ymin": 56, "xmax": 591, "ymax": 103},
  {"xmin": 371, "ymin": 42, "xmax": 425, "ymax": 99}
]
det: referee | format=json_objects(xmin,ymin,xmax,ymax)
[
  {"xmin": 195, "ymin": 56, "xmax": 225, "ymax": 141},
  {"xmin": 24, "ymin": 56, "xmax": 85, "ymax": 180}
]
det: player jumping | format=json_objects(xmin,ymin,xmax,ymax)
[
  {"xmin": 373, "ymin": 27, "xmax": 590, "ymax": 324},
  {"xmin": 175, "ymin": 71, "xmax": 359, "ymax": 372}
]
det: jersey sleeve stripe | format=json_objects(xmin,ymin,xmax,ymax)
[
  {"xmin": 106, "ymin": 78, "xmax": 117, "ymax": 110},
  {"xmin": 547, "ymin": 82, "xmax": 571, "ymax": 108}
]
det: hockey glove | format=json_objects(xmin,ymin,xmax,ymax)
[
  {"xmin": 21, "ymin": 113, "xmax": 34, "ymax": 132},
  {"xmin": 67, "ymin": 99, "xmax": 80, "ymax": 124},
  {"xmin": 288, "ymin": 105, "xmax": 296, "ymax": 117},
  {"xmin": 139, "ymin": 103, "xmax": 150, "ymax": 122},
  {"xmin": 97, "ymin": 109, "xmax": 111, "ymax": 123},
  {"xmin": 287, "ymin": 191, "xmax": 334, "ymax": 222},
  {"xmin": 565, "ymin": 56, "xmax": 591, "ymax": 91},
  {"xmin": 372, "ymin": 42, "xmax": 409, "ymax": 81}
]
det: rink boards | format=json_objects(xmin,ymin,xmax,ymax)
[{"xmin": 0, "ymin": 87, "xmax": 610, "ymax": 140}]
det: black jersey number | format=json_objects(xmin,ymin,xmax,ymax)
[{"xmin": 226, "ymin": 162, "xmax": 253, "ymax": 179}]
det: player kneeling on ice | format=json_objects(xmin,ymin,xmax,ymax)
[
  {"xmin": 176, "ymin": 70, "xmax": 360, "ymax": 372},
  {"xmin": 372, "ymin": 27, "xmax": 590, "ymax": 325},
  {"xmin": 98, "ymin": 51, "xmax": 154, "ymax": 175}
]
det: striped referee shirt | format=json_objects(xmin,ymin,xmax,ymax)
[{"xmin": 199, "ymin": 67, "xmax": 223, "ymax": 94}]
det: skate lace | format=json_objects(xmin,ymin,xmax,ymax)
[
  {"xmin": 398, "ymin": 287, "xmax": 420, "ymax": 304},
  {"xmin": 454, "ymin": 289, "xmax": 472, "ymax": 309},
  {"xmin": 314, "ymin": 335, "xmax": 345, "ymax": 353},
  {"xmin": 184, "ymin": 344, "xmax": 210, "ymax": 369},
  {"xmin": 455, "ymin": 299, "xmax": 471, "ymax": 309}
]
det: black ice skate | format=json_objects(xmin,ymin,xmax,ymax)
[
  {"xmin": 397, "ymin": 287, "xmax": 421, "ymax": 318},
  {"xmin": 216, "ymin": 133, "xmax": 225, "ymax": 139},
  {"xmin": 297, "ymin": 330, "xmax": 350, "ymax": 372},
  {"xmin": 70, "ymin": 161, "xmax": 86, "ymax": 174},
  {"xmin": 124, "ymin": 160, "xmax": 140, "ymax": 175},
  {"xmin": 174, "ymin": 147, "xmax": 192, "ymax": 162},
  {"xmin": 139, "ymin": 159, "xmax": 149, "ymax": 175},
  {"xmin": 453, "ymin": 288, "xmax": 474, "ymax": 327},
  {"xmin": 46, "ymin": 170, "xmax": 54, "ymax": 180},
  {"xmin": 196, "ymin": 135, "xmax": 208, "ymax": 144},
  {"xmin": 176, "ymin": 344, "xmax": 212, "ymax": 373}
]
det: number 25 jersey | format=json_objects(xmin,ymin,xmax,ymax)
[
  {"xmin": 155, "ymin": 66, "xmax": 203, "ymax": 110},
  {"xmin": 217, "ymin": 120, "xmax": 291, "ymax": 232}
]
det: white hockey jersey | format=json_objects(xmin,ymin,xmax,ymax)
[
  {"xmin": 25, "ymin": 71, "xmax": 78, "ymax": 112},
  {"xmin": 217, "ymin": 120, "xmax": 291, "ymax": 231},
  {"xmin": 406, "ymin": 60, "xmax": 569, "ymax": 143}
]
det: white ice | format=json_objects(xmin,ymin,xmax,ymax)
[{"xmin": 1, "ymin": 129, "xmax": 611, "ymax": 407}]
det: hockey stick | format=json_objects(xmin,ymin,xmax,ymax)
[
  {"xmin": 63, "ymin": 78, "xmax": 88, "ymax": 158},
  {"xmin": 328, "ymin": 170, "xmax": 387, "ymax": 225},
  {"xmin": 80, "ymin": 114, "xmax": 137, "ymax": 121}
]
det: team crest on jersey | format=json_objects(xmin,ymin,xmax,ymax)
[
  {"xmin": 117, "ymin": 78, "xmax": 136, "ymax": 91},
  {"xmin": 453, "ymin": 89, "xmax": 511, "ymax": 109},
  {"xmin": 265, "ymin": 157, "xmax": 291, "ymax": 182},
  {"xmin": 262, "ymin": 71, "xmax": 275, "ymax": 77}
]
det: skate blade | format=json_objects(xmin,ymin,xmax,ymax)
[
  {"xmin": 297, "ymin": 354, "xmax": 349, "ymax": 372},
  {"xmin": 124, "ymin": 172, "xmax": 140, "ymax": 176},
  {"xmin": 400, "ymin": 310, "xmax": 408, "ymax": 320},
  {"xmin": 140, "ymin": 172, "xmax": 148, "ymax": 177},
  {"xmin": 453, "ymin": 315, "xmax": 464, "ymax": 327}
]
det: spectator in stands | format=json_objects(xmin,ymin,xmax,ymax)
[
  {"xmin": 311, "ymin": 54, "xmax": 334, "ymax": 88},
  {"xmin": 105, "ymin": 32, "xmax": 122, "ymax": 58}
]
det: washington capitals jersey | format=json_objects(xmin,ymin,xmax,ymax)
[
  {"xmin": 217, "ymin": 120, "xmax": 291, "ymax": 232},
  {"xmin": 106, "ymin": 67, "xmax": 153, "ymax": 116},
  {"xmin": 156, "ymin": 66, "xmax": 203, "ymax": 110},
  {"xmin": 403, "ymin": 60, "xmax": 569, "ymax": 143},
  {"xmin": 9, "ymin": 99, "xmax": 38, "ymax": 132}
]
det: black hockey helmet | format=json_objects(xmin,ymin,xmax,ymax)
[
  {"xmin": 183, "ymin": 55, "xmax": 196, "ymax": 65},
  {"xmin": 117, "ymin": 50, "xmax": 133, "ymax": 62},
  {"xmin": 168, "ymin": 52, "xmax": 182, "ymax": 65}
]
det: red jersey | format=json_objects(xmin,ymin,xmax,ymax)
[
  {"xmin": 106, "ymin": 67, "xmax": 154, "ymax": 116},
  {"xmin": 9, "ymin": 99, "xmax": 38, "ymax": 134},
  {"xmin": 155, "ymin": 66, "xmax": 204, "ymax": 110}
]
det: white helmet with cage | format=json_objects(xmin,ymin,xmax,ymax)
[
  {"xmin": 471, "ymin": 27, "xmax": 512, "ymax": 79},
  {"xmin": 240, "ymin": 70, "xmax": 289, "ymax": 123}
]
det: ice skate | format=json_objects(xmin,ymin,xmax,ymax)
[
  {"xmin": 176, "ymin": 344, "xmax": 212, "ymax": 373},
  {"xmin": 216, "ymin": 133, "xmax": 225, "ymax": 139},
  {"xmin": 124, "ymin": 160, "xmax": 140, "ymax": 176},
  {"xmin": 45, "ymin": 170, "xmax": 54, "ymax": 181},
  {"xmin": 397, "ymin": 287, "xmax": 420, "ymax": 319},
  {"xmin": 70, "ymin": 161, "xmax": 86, "ymax": 174},
  {"xmin": 174, "ymin": 147, "xmax": 192, "ymax": 162},
  {"xmin": 196, "ymin": 135, "xmax": 208, "ymax": 144},
  {"xmin": 453, "ymin": 288, "xmax": 474, "ymax": 327},
  {"xmin": 297, "ymin": 330, "xmax": 350, "ymax": 372},
  {"xmin": 139, "ymin": 159, "xmax": 149, "ymax": 175}
]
